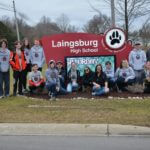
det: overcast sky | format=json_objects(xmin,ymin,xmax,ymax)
[
  {"xmin": 0, "ymin": 0, "xmax": 147, "ymax": 30},
  {"xmin": 0, "ymin": 0, "xmax": 110, "ymax": 28}
]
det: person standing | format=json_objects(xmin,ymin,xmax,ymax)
[
  {"xmin": 129, "ymin": 42, "xmax": 146, "ymax": 84},
  {"xmin": 30, "ymin": 38, "xmax": 45, "ymax": 71},
  {"xmin": 22, "ymin": 38, "xmax": 31, "ymax": 93},
  {"xmin": 10, "ymin": 41, "xmax": 27, "ymax": 96},
  {"xmin": 0, "ymin": 39, "xmax": 10, "ymax": 98}
]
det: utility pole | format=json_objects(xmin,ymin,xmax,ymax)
[
  {"xmin": 111, "ymin": 0, "xmax": 115, "ymax": 27},
  {"xmin": 13, "ymin": 0, "xmax": 20, "ymax": 41}
]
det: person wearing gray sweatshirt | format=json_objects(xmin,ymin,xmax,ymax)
[
  {"xmin": 30, "ymin": 39, "xmax": 45, "ymax": 71},
  {"xmin": 0, "ymin": 39, "xmax": 10, "ymax": 98},
  {"xmin": 129, "ymin": 42, "xmax": 146, "ymax": 84},
  {"xmin": 115, "ymin": 60, "xmax": 135, "ymax": 92},
  {"xmin": 45, "ymin": 60, "xmax": 60, "ymax": 99}
]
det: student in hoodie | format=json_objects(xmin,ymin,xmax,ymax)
[
  {"xmin": 67, "ymin": 62, "xmax": 80, "ymax": 93},
  {"xmin": 129, "ymin": 42, "xmax": 146, "ymax": 84},
  {"xmin": 22, "ymin": 38, "xmax": 31, "ymax": 93},
  {"xmin": 45, "ymin": 60, "xmax": 66, "ymax": 99},
  {"xmin": 10, "ymin": 41, "xmax": 27, "ymax": 96},
  {"xmin": 0, "ymin": 39, "xmax": 10, "ymax": 98},
  {"xmin": 92, "ymin": 64, "xmax": 109, "ymax": 96},
  {"xmin": 56, "ymin": 61, "xmax": 66, "ymax": 89},
  {"xmin": 82, "ymin": 66, "xmax": 94, "ymax": 92},
  {"xmin": 30, "ymin": 38, "xmax": 45, "ymax": 71},
  {"xmin": 115, "ymin": 59, "xmax": 135, "ymax": 92},
  {"xmin": 28, "ymin": 64, "xmax": 45, "ymax": 94},
  {"xmin": 104, "ymin": 61, "xmax": 116, "ymax": 90}
]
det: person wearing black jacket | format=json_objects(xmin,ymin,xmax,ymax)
[
  {"xmin": 82, "ymin": 66, "xmax": 94, "ymax": 92},
  {"xmin": 56, "ymin": 61, "xmax": 66, "ymax": 88},
  {"xmin": 67, "ymin": 62, "xmax": 80, "ymax": 92},
  {"xmin": 92, "ymin": 64, "xmax": 109, "ymax": 96}
]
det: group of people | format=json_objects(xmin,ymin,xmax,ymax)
[{"xmin": 0, "ymin": 38, "xmax": 150, "ymax": 99}]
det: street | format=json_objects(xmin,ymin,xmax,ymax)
[{"xmin": 0, "ymin": 135, "xmax": 150, "ymax": 150}]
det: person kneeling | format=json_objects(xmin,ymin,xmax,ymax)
[
  {"xmin": 92, "ymin": 64, "xmax": 109, "ymax": 96},
  {"xmin": 28, "ymin": 64, "xmax": 45, "ymax": 94},
  {"xmin": 67, "ymin": 62, "xmax": 80, "ymax": 93},
  {"xmin": 45, "ymin": 60, "xmax": 67, "ymax": 99},
  {"xmin": 115, "ymin": 60, "xmax": 135, "ymax": 92}
]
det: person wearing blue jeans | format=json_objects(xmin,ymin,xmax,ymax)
[
  {"xmin": 104, "ymin": 61, "xmax": 116, "ymax": 90},
  {"xmin": 67, "ymin": 62, "xmax": 80, "ymax": 93},
  {"xmin": 92, "ymin": 64, "xmax": 109, "ymax": 96},
  {"xmin": 0, "ymin": 39, "xmax": 10, "ymax": 98},
  {"xmin": 45, "ymin": 60, "xmax": 67, "ymax": 99}
]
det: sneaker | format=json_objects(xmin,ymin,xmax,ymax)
[
  {"xmin": 0, "ymin": 96, "xmax": 4, "ymax": 99},
  {"xmin": 48, "ymin": 91, "xmax": 51, "ymax": 97},
  {"xmin": 18, "ymin": 92, "xmax": 24, "ymax": 96},
  {"xmin": 5, "ymin": 94, "xmax": 10, "ymax": 98},
  {"xmin": 23, "ymin": 89, "xmax": 28, "ymax": 94},
  {"xmin": 92, "ymin": 92, "xmax": 96, "ymax": 96},
  {"xmin": 50, "ymin": 93, "xmax": 56, "ymax": 100},
  {"xmin": 13, "ymin": 93, "xmax": 17, "ymax": 96}
]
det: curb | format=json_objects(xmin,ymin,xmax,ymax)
[{"xmin": 0, "ymin": 124, "xmax": 150, "ymax": 136}]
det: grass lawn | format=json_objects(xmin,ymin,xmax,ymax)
[{"xmin": 0, "ymin": 96, "xmax": 150, "ymax": 127}]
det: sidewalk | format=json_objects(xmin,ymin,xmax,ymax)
[{"xmin": 0, "ymin": 124, "xmax": 150, "ymax": 136}]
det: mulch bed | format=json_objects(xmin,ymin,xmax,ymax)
[{"xmin": 25, "ymin": 91, "xmax": 150, "ymax": 100}]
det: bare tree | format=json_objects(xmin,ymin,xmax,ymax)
[
  {"xmin": 103, "ymin": 0, "xmax": 150, "ymax": 39},
  {"xmin": 83, "ymin": 13, "xmax": 111, "ymax": 34},
  {"xmin": 90, "ymin": 0, "xmax": 150, "ymax": 39},
  {"xmin": 56, "ymin": 13, "xmax": 70, "ymax": 33},
  {"xmin": 139, "ymin": 18, "xmax": 150, "ymax": 48},
  {"xmin": 56, "ymin": 13, "xmax": 78, "ymax": 33},
  {"xmin": 34, "ymin": 16, "xmax": 61, "ymax": 38}
]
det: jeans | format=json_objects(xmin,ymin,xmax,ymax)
[
  {"xmin": 116, "ymin": 77, "xmax": 135, "ymax": 90},
  {"xmin": 92, "ymin": 86, "xmax": 106, "ymax": 96},
  {"xmin": 46, "ymin": 83, "xmax": 58, "ymax": 96},
  {"xmin": 134, "ymin": 70, "xmax": 145, "ymax": 84},
  {"xmin": 107, "ymin": 77, "xmax": 116, "ymax": 89},
  {"xmin": 13, "ymin": 70, "xmax": 24, "ymax": 95},
  {"xmin": 67, "ymin": 82, "xmax": 78, "ymax": 93},
  {"xmin": 29, "ymin": 82, "xmax": 45, "ymax": 93},
  {"xmin": 0, "ymin": 71, "xmax": 10, "ymax": 96},
  {"xmin": 59, "ymin": 86, "xmax": 68, "ymax": 95}
]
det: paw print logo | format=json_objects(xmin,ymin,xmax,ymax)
[
  {"xmin": 105, "ymin": 28, "xmax": 126, "ymax": 50},
  {"xmin": 109, "ymin": 31, "xmax": 122, "ymax": 45}
]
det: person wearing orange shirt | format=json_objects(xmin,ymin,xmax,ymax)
[{"xmin": 10, "ymin": 41, "xmax": 27, "ymax": 96}]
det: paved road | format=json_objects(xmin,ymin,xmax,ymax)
[{"xmin": 0, "ymin": 136, "xmax": 150, "ymax": 150}]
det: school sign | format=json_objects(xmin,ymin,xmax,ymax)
[{"xmin": 41, "ymin": 28, "xmax": 132, "ymax": 69}]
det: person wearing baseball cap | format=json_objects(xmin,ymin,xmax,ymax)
[
  {"xmin": 129, "ymin": 41, "xmax": 146, "ymax": 84},
  {"xmin": 56, "ymin": 61, "xmax": 66, "ymax": 88}
]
